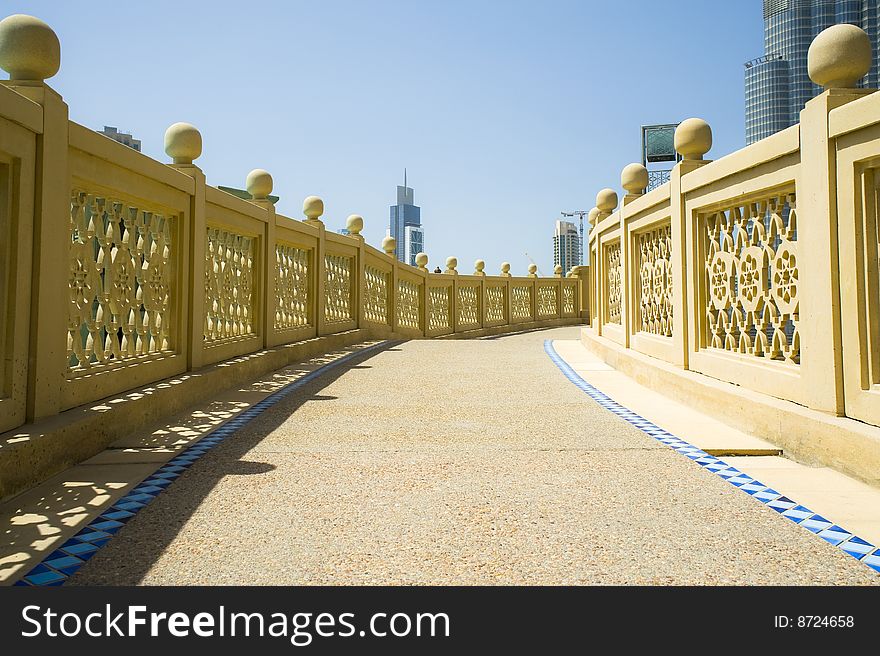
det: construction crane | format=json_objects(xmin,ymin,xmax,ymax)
[
  {"xmin": 524, "ymin": 252, "xmax": 544, "ymax": 277},
  {"xmin": 560, "ymin": 211, "xmax": 588, "ymax": 266}
]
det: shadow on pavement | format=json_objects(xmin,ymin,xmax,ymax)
[{"xmin": 68, "ymin": 341, "xmax": 402, "ymax": 586}]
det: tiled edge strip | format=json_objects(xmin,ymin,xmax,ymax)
[
  {"xmin": 544, "ymin": 339, "xmax": 880, "ymax": 576},
  {"xmin": 13, "ymin": 340, "xmax": 395, "ymax": 587}
]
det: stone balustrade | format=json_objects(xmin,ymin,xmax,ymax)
[
  {"xmin": 0, "ymin": 14, "xmax": 588, "ymax": 442},
  {"xmin": 584, "ymin": 23, "xmax": 880, "ymax": 434}
]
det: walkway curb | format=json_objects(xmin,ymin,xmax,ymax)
[
  {"xmin": 544, "ymin": 339, "xmax": 880, "ymax": 577},
  {"xmin": 12, "ymin": 341, "xmax": 396, "ymax": 587}
]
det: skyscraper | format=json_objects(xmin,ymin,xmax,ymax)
[
  {"xmin": 389, "ymin": 171, "xmax": 424, "ymax": 266},
  {"xmin": 98, "ymin": 126, "xmax": 141, "ymax": 151},
  {"xmin": 553, "ymin": 220, "xmax": 580, "ymax": 275},
  {"xmin": 744, "ymin": 0, "xmax": 879, "ymax": 144}
]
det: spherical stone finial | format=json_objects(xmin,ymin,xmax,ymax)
[
  {"xmin": 501, "ymin": 262, "xmax": 511, "ymax": 276},
  {"xmin": 346, "ymin": 214, "xmax": 363, "ymax": 236},
  {"xmin": 474, "ymin": 259, "xmax": 485, "ymax": 275},
  {"xmin": 445, "ymin": 256, "xmax": 458, "ymax": 272},
  {"xmin": 164, "ymin": 122, "xmax": 202, "ymax": 165},
  {"xmin": 246, "ymin": 169, "xmax": 273, "ymax": 200},
  {"xmin": 674, "ymin": 118, "xmax": 712, "ymax": 161},
  {"xmin": 528, "ymin": 263, "xmax": 538, "ymax": 276},
  {"xmin": 554, "ymin": 264, "xmax": 563, "ymax": 276},
  {"xmin": 596, "ymin": 188, "xmax": 618, "ymax": 213},
  {"xmin": 621, "ymin": 163, "xmax": 649, "ymax": 195},
  {"xmin": 0, "ymin": 14, "xmax": 60, "ymax": 81},
  {"xmin": 588, "ymin": 207, "xmax": 600, "ymax": 226},
  {"xmin": 381, "ymin": 235, "xmax": 396, "ymax": 256},
  {"xmin": 415, "ymin": 252, "xmax": 428, "ymax": 270},
  {"xmin": 808, "ymin": 24, "xmax": 872, "ymax": 89},
  {"xmin": 303, "ymin": 196, "xmax": 324, "ymax": 222}
]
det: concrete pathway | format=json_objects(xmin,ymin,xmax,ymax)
[
  {"xmin": 68, "ymin": 327, "xmax": 877, "ymax": 585},
  {"xmin": 553, "ymin": 338, "xmax": 880, "ymax": 548}
]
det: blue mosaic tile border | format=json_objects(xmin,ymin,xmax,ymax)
[
  {"xmin": 543, "ymin": 339, "xmax": 880, "ymax": 576},
  {"xmin": 13, "ymin": 341, "xmax": 394, "ymax": 587}
]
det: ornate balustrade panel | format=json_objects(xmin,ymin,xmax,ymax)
[
  {"xmin": 428, "ymin": 285, "xmax": 452, "ymax": 333},
  {"xmin": 863, "ymin": 168, "xmax": 880, "ymax": 385},
  {"xmin": 636, "ymin": 223, "xmax": 673, "ymax": 337},
  {"xmin": 589, "ymin": 242, "xmax": 600, "ymax": 325},
  {"xmin": 604, "ymin": 242, "xmax": 622, "ymax": 325},
  {"xmin": 869, "ymin": 169, "xmax": 880, "ymax": 381},
  {"xmin": 0, "ymin": 115, "xmax": 36, "ymax": 432},
  {"xmin": 457, "ymin": 284, "xmax": 480, "ymax": 328},
  {"xmin": 562, "ymin": 281, "xmax": 576, "ymax": 316},
  {"xmin": 702, "ymin": 192, "xmax": 799, "ymax": 365},
  {"xmin": 396, "ymin": 278, "xmax": 421, "ymax": 330},
  {"xmin": 275, "ymin": 242, "xmax": 310, "ymax": 331},
  {"xmin": 484, "ymin": 284, "xmax": 506, "ymax": 325},
  {"xmin": 364, "ymin": 265, "xmax": 390, "ymax": 325},
  {"xmin": 324, "ymin": 254, "xmax": 354, "ymax": 324},
  {"xmin": 68, "ymin": 191, "xmax": 175, "ymax": 374},
  {"xmin": 204, "ymin": 226, "xmax": 255, "ymax": 343},
  {"xmin": 511, "ymin": 285, "xmax": 532, "ymax": 321},
  {"xmin": 536, "ymin": 284, "xmax": 558, "ymax": 318},
  {"xmin": 830, "ymin": 102, "xmax": 880, "ymax": 425}
]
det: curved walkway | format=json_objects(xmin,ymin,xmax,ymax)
[{"xmin": 71, "ymin": 327, "xmax": 876, "ymax": 584}]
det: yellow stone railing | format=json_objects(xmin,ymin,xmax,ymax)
[
  {"xmin": 0, "ymin": 15, "xmax": 588, "ymax": 433},
  {"xmin": 585, "ymin": 23, "xmax": 880, "ymax": 428},
  {"xmin": 67, "ymin": 191, "xmax": 175, "ymax": 374}
]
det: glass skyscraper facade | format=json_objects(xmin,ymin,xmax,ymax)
[
  {"xmin": 553, "ymin": 220, "xmax": 581, "ymax": 275},
  {"xmin": 403, "ymin": 225, "xmax": 424, "ymax": 266},
  {"xmin": 745, "ymin": 0, "xmax": 880, "ymax": 144},
  {"xmin": 389, "ymin": 173, "xmax": 423, "ymax": 266}
]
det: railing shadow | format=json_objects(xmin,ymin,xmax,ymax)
[{"xmin": 66, "ymin": 341, "xmax": 400, "ymax": 585}]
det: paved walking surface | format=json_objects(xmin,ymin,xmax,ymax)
[{"xmin": 72, "ymin": 328, "xmax": 878, "ymax": 585}]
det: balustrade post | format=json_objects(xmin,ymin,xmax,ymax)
[
  {"xmin": 571, "ymin": 265, "xmax": 590, "ymax": 322},
  {"xmin": 587, "ymin": 208, "xmax": 599, "ymax": 327},
  {"xmin": 620, "ymin": 163, "xmax": 648, "ymax": 347},
  {"xmin": 554, "ymin": 267, "xmax": 563, "ymax": 317},
  {"xmin": 303, "ymin": 196, "xmax": 327, "ymax": 336},
  {"xmin": 594, "ymin": 189, "xmax": 619, "ymax": 336},
  {"xmin": 382, "ymin": 236, "xmax": 396, "ymax": 259},
  {"xmin": 388, "ymin": 254, "xmax": 398, "ymax": 336},
  {"xmin": 673, "ymin": 118, "xmax": 713, "ymax": 369},
  {"xmin": 245, "ymin": 169, "xmax": 275, "ymax": 349},
  {"xmin": 445, "ymin": 257, "xmax": 458, "ymax": 333},
  {"xmin": 381, "ymin": 236, "xmax": 397, "ymax": 335},
  {"xmin": 527, "ymin": 264, "xmax": 538, "ymax": 321},
  {"xmin": 345, "ymin": 214, "xmax": 364, "ymax": 328},
  {"xmin": 474, "ymin": 260, "xmax": 486, "ymax": 329},
  {"xmin": 798, "ymin": 24, "xmax": 873, "ymax": 414},
  {"xmin": 164, "ymin": 123, "xmax": 206, "ymax": 368},
  {"xmin": 0, "ymin": 16, "xmax": 69, "ymax": 420},
  {"xmin": 415, "ymin": 252, "xmax": 429, "ymax": 336},
  {"xmin": 501, "ymin": 262, "xmax": 512, "ymax": 327}
]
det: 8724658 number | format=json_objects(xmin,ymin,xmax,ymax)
[{"xmin": 797, "ymin": 616, "xmax": 853, "ymax": 628}]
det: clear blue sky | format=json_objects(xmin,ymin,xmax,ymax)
[{"xmin": 10, "ymin": 0, "xmax": 763, "ymax": 275}]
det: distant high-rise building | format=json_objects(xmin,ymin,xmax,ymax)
[
  {"xmin": 389, "ymin": 171, "xmax": 423, "ymax": 266},
  {"xmin": 98, "ymin": 126, "xmax": 141, "ymax": 152},
  {"xmin": 553, "ymin": 220, "xmax": 580, "ymax": 274},
  {"xmin": 745, "ymin": 0, "xmax": 879, "ymax": 144},
  {"xmin": 403, "ymin": 225, "xmax": 424, "ymax": 265}
]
